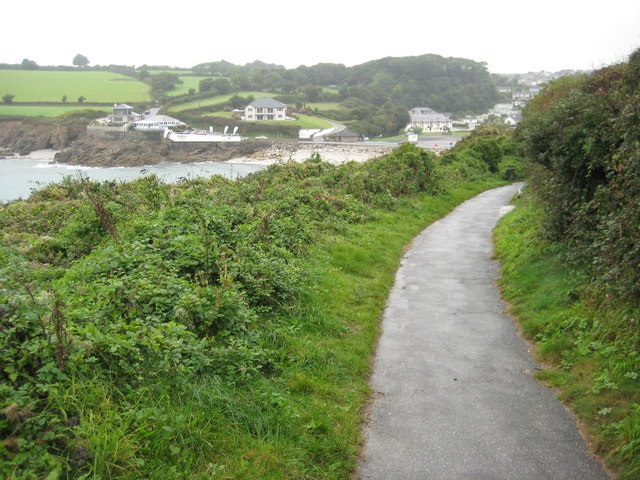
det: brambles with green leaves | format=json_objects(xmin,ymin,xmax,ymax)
[
  {"xmin": 0, "ymin": 142, "xmax": 511, "ymax": 478},
  {"xmin": 516, "ymin": 48, "xmax": 640, "ymax": 302}
]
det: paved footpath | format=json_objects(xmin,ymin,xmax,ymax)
[{"xmin": 356, "ymin": 184, "xmax": 610, "ymax": 480}]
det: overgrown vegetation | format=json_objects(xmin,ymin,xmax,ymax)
[
  {"xmin": 496, "ymin": 48, "xmax": 640, "ymax": 478},
  {"xmin": 0, "ymin": 139, "xmax": 518, "ymax": 478}
]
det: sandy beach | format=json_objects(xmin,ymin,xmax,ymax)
[{"xmin": 226, "ymin": 142, "xmax": 397, "ymax": 165}]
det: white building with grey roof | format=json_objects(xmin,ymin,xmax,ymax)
[
  {"xmin": 132, "ymin": 114, "xmax": 186, "ymax": 131},
  {"xmin": 406, "ymin": 107, "xmax": 452, "ymax": 133},
  {"xmin": 244, "ymin": 98, "xmax": 287, "ymax": 121}
]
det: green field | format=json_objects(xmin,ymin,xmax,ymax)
[
  {"xmin": 0, "ymin": 70, "xmax": 151, "ymax": 103},
  {"xmin": 266, "ymin": 114, "xmax": 332, "ymax": 129},
  {"xmin": 167, "ymin": 76, "xmax": 221, "ymax": 96},
  {"xmin": 168, "ymin": 91, "xmax": 277, "ymax": 112},
  {"xmin": 0, "ymin": 105, "xmax": 112, "ymax": 117}
]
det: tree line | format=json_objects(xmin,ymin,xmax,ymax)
[
  {"xmin": 1, "ymin": 53, "xmax": 500, "ymax": 137},
  {"xmin": 162, "ymin": 54, "xmax": 500, "ymax": 137}
]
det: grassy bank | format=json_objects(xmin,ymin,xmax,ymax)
[
  {"xmin": 494, "ymin": 195, "xmax": 640, "ymax": 479},
  {"xmin": 1, "ymin": 137, "xmax": 516, "ymax": 478}
]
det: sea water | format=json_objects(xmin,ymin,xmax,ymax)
[{"xmin": 0, "ymin": 150, "xmax": 267, "ymax": 203}]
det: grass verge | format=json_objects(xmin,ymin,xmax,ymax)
[{"xmin": 494, "ymin": 194, "xmax": 640, "ymax": 479}]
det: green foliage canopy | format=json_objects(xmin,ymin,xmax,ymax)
[{"xmin": 516, "ymin": 48, "xmax": 640, "ymax": 301}]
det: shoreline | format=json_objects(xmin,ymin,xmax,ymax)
[
  {"xmin": 224, "ymin": 142, "xmax": 397, "ymax": 166},
  {"xmin": 4, "ymin": 142, "xmax": 399, "ymax": 169}
]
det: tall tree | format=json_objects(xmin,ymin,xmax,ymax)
[
  {"xmin": 21, "ymin": 58, "xmax": 39, "ymax": 70},
  {"xmin": 73, "ymin": 54, "xmax": 90, "ymax": 67}
]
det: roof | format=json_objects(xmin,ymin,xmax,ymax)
[
  {"xmin": 408, "ymin": 107, "xmax": 450, "ymax": 123},
  {"xmin": 114, "ymin": 103, "xmax": 134, "ymax": 109},
  {"xmin": 133, "ymin": 114, "xmax": 184, "ymax": 124},
  {"xmin": 248, "ymin": 97, "xmax": 287, "ymax": 108},
  {"xmin": 329, "ymin": 130, "xmax": 359, "ymax": 138}
]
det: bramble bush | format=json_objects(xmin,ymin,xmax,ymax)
[
  {"xmin": 0, "ymin": 141, "xmax": 512, "ymax": 477},
  {"xmin": 516, "ymin": 48, "xmax": 640, "ymax": 302}
]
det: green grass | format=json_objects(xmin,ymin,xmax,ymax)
[
  {"xmin": 167, "ymin": 76, "xmax": 222, "ymax": 96},
  {"xmin": 0, "ymin": 105, "xmax": 112, "ymax": 117},
  {"xmin": 0, "ymin": 70, "xmax": 151, "ymax": 103},
  {"xmin": 3, "ymin": 176, "xmax": 502, "ymax": 479},
  {"xmin": 0, "ymin": 141, "xmax": 514, "ymax": 478},
  {"xmin": 494, "ymin": 195, "xmax": 640, "ymax": 479},
  {"xmin": 203, "ymin": 110, "xmax": 235, "ymax": 118},
  {"xmin": 262, "ymin": 114, "xmax": 332, "ymax": 129},
  {"xmin": 71, "ymin": 179, "xmax": 504, "ymax": 479},
  {"xmin": 168, "ymin": 91, "xmax": 277, "ymax": 112}
]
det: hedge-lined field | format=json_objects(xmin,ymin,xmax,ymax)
[
  {"xmin": 0, "ymin": 70, "xmax": 151, "ymax": 103},
  {"xmin": 167, "ymin": 91, "xmax": 276, "ymax": 112}
]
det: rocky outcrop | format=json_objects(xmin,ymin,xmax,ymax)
[
  {"xmin": 54, "ymin": 135, "xmax": 274, "ymax": 167},
  {"xmin": 0, "ymin": 118, "xmax": 395, "ymax": 166},
  {"xmin": 0, "ymin": 120, "xmax": 86, "ymax": 155}
]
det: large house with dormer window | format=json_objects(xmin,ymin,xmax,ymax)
[
  {"xmin": 108, "ymin": 103, "xmax": 142, "ymax": 124},
  {"xmin": 405, "ymin": 107, "xmax": 452, "ymax": 133},
  {"xmin": 244, "ymin": 98, "xmax": 287, "ymax": 121}
]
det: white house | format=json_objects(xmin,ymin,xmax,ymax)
[
  {"xmin": 244, "ymin": 98, "xmax": 287, "ymax": 121},
  {"xmin": 109, "ymin": 103, "xmax": 142, "ymax": 124},
  {"xmin": 132, "ymin": 114, "xmax": 186, "ymax": 131},
  {"xmin": 405, "ymin": 107, "xmax": 452, "ymax": 133},
  {"xmin": 492, "ymin": 103, "xmax": 515, "ymax": 115}
]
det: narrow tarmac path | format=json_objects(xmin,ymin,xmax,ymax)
[{"xmin": 356, "ymin": 184, "xmax": 610, "ymax": 480}]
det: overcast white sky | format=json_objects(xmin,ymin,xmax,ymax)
[{"xmin": 3, "ymin": 0, "xmax": 639, "ymax": 73}]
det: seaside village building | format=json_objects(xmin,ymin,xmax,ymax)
[
  {"xmin": 405, "ymin": 107, "xmax": 452, "ymax": 133},
  {"xmin": 132, "ymin": 115, "xmax": 186, "ymax": 131},
  {"xmin": 108, "ymin": 104, "xmax": 142, "ymax": 124},
  {"xmin": 244, "ymin": 98, "xmax": 287, "ymax": 121},
  {"xmin": 105, "ymin": 104, "xmax": 184, "ymax": 131}
]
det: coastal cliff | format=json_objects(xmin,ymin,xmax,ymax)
[
  {"xmin": 0, "ymin": 120, "xmax": 86, "ymax": 155},
  {"xmin": 54, "ymin": 135, "xmax": 274, "ymax": 166}
]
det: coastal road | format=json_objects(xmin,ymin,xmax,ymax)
[
  {"xmin": 356, "ymin": 184, "xmax": 610, "ymax": 480},
  {"xmin": 416, "ymin": 134, "xmax": 461, "ymax": 150}
]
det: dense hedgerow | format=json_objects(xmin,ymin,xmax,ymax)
[
  {"xmin": 0, "ymin": 142, "xmax": 516, "ymax": 477},
  {"xmin": 502, "ymin": 48, "xmax": 640, "ymax": 478},
  {"xmin": 516, "ymin": 48, "xmax": 640, "ymax": 302}
]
